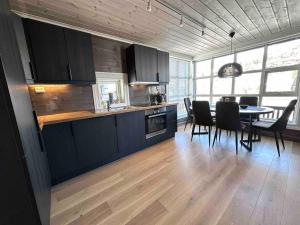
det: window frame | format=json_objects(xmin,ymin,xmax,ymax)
[{"xmin": 193, "ymin": 40, "xmax": 300, "ymax": 126}]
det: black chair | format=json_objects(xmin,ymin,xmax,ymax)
[
  {"xmin": 184, "ymin": 98, "xmax": 194, "ymax": 130},
  {"xmin": 221, "ymin": 96, "xmax": 236, "ymax": 102},
  {"xmin": 239, "ymin": 96, "xmax": 258, "ymax": 106},
  {"xmin": 191, "ymin": 101, "xmax": 215, "ymax": 145},
  {"xmin": 213, "ymin": 101, "xmax": 242, "ymax": 154},
  {"xmin": 252, "ymin": 99, "xmax": 297, "ymax": 157},
  {"xmin": 239, "ymin": 96, "xmax": 259, "ymax": 122}
]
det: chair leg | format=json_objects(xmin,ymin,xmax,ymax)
[
  {"xmin": 199, "ymin": 125, "xmax": 201, "ymax": 134},
  {"xmin": 184, "ymin": 117, "xmax": 189, "ymax": 131},
  {"xmin": 279, "ymin": 132, "xmax": 285, "ymax": 150},
  {"xmin": 235, "ymin": 130, "xmax": 238, "ymax": 154},
  {"xmin": 208, "ymin": 126, "xmax": 211, "ymax": 146},
  {"xmin": 219, "ymin": 129, "xmax": 222, "ymax": 141},
  {"xmin": 229, "ymin": 130, "xmax": 232, "ymax": 136},
  {"xmin": 213, "ymin": 128, "xmax": 218, "ymax": 147},
  {"xmin": 191, "ymin": 124, "xmax": 195, "ymax": 141},
  {"xmin": 274, "ymin": 131, "xmax": 280, "ymax": 157}
]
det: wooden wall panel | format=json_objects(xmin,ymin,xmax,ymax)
[
  {"xmin": 92, "ymin": 35, "xmax": 130, "ymax": 73},
  {"xmin": 28, "ymin": 85, "xmax": 95, "ymax": 116}
]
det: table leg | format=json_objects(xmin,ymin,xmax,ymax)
[{"xmin": 240, "ymin": 114, "xmax": 254, "ymax": 152}]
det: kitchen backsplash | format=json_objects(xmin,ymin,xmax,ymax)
[
  {"xmin": 28, "ymin": 84, "xmax": 95, "ymax": 116},
  {"xmin": 129, "ymin": 85, "xmax": 166, "ymax": 105}
]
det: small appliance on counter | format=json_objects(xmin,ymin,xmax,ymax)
[{"xmin": 149, "ymin": 86, "xmax": 166, "ymax": 105}]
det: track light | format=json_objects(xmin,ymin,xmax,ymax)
[
  {"xmin": 201, "ymin": 27, "xmax": 205, "ymax": 36},
  {"xmin": 179, "ymin": 15, "xmax": 184, "ymax": 27},
  {"xmin": 146, "ymin": 0, "xmax": 152, "ymax": 12}
]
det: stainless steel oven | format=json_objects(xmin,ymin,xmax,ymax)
[{"xmin": 145, "ymin": 107, "xmax": 167, "ymax": 139}]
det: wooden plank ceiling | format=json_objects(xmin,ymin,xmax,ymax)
[{"xmin": 9, "ymin": 0, "xmax": 300, "ymax": 59}]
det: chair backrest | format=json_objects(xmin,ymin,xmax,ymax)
[
  {"xmin": 221, "ymin": 96, "xmax": 236, "ymax": 102},
  {"xmin": 271, "ymin": 99, "xmax": 297, "ymax": 131},
  {"xmin": 192, "ymin": 101, "xmax": 214, "ymax": 126},
  {"xmin": 184, "ymin": 98, "xmax": 192, "ymax": 115},
  {"xmin": 216, "ymin": 101, "xmax": 241, "ymax": 130},
  {"xmin": 239, "ymin": 96, "xmax": 258, "ymax": 106}
]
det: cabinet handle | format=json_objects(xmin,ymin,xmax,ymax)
[
  {"xmin": 32, "ymin": 110, "xmax": 45, "ymax": 152},
  {"xmin": 67, "ymin": 64, "xmax": 73, "ymax": 80},
  {"xmin": 157, "ymin": 73, "xmax": 160, "ymax": 82},
  {"xmin": 29, "ymin": 61, "xmax": 37, "ymax": 81}
]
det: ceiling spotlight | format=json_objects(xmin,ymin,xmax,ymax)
[
  {"xmin": 146, "ymin": 0, "xmax": 152, "ymax": 12},
  {"xmin": 179, "ymin": 15, "xmax": 184, "ymax": 27}
]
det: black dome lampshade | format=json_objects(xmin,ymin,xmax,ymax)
[{"xmin": 218, "ymin": 31, "xmax": 243, "ymax": 78}]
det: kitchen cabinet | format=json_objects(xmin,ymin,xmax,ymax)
[
  {"xmin": 23, "ymin": 19, "xmax": 95, "ymax": 84},
  {"xmin": 64, "ymin": 29, "xmax": 96, "ymax": 82},
  {"xmin": 157, "ymin": 50, "xmax": 169, "ymax": 83},
  {"xmin": 126, "ymin": 44, "xmax": 158, "ymax": 83},
  {"xmin": 42, "ymin": 106, "xmax": 176, "ymax": 185},
  {"xmin": 167, "ymin": 105, "xmax": 178, "ymax": 134},
  {"xmin": 116, "ymin": 111, "xmax": 145, "ymax": 156},
  {"xmin": 42, "ymin": 122, "xmax": 78, "ymax": 184},
  {"xmin": 72, "ymin": 116, "xmax": 118, "ymax": 171},
  {"xmin": 23, "ymin": 19, "xmax": 69, "ymax": 82}
]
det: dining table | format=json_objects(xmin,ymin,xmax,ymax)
[{"xmin": 209, "ymin": 105, "xmax": 274, "ymax": 151}]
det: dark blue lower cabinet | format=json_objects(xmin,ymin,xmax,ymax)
[
  {"xmin": 42, "ymin": 122, "xmax": 78, "ymax": 184},
  {"xmin": 167, "ymin": 105, "xmax": 178, "ymax": 134},
  {"xmin": 42, "ymin": 108, "xmax": 177, "ymax": 185},
  {"xmin": 116, "ymin": 111, "xmax": 146, "ymax": 157},
  {"xmin": 72, "ymin": 115, "xmax": 118, "ymax": 172}
]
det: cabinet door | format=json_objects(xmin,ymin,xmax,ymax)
[
  {"xmin": 167, "ymin": 105, "xmax": 177, "ymax": 133},
  {"xmin": 23, "ymin": 19, "xmax": 69, "ymax": 82},
  {"xmin": 42, "ymin": 123, "xmax": 78, "ymax": 184},
  {"xmin": 157, "ymin": 50, "xmax": 169, "ymax": 83},
  {"xmin": 116, "ymin": 111, "xmax": 145, "ymax": 156},
  {"xmin": 64, "ymin": 29, "xmax": 96, "ymax": 83},
  {"xmin": 134, "ymin": 45, "xmax": 158, "ymax": 82},
  {"xmin": 72, "ymin": 116, "xmax": 118, "ymax": 171}
]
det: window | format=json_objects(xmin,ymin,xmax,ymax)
[
  {"xmin": 193, "ymin": 39, "xmax": 300, "ymax": 125},
  {"xmin": 265, "ymin": 70, "xmax": 298, "ymax": 93},
  {"xmin": 196, "ymin": 60, "xmax": 211, "ymax": 77},
  {"xmin": 213, "ymin": 77, "xmax": 232, "ymax": 95},
  {"xmin": 237, "ymin": 48, "xmax": 264, "ymax": 71},
  {"xmin": 93, "ymin": 72, "xmax": 129, "ymax": 110},
  {"xmin": 168, "ymin": 57, "xmax": 192, "ymax": 118},
  {"xmin": 266, "ymin": 39, "xmax": 300, "ymax": 68},
  {"xmin": 234, "ymin": 72, "xmax": 261, "ymax": 94},
  {"xmin": 196, "ymin": 78, "xmax": 210, "ymax": 95},
  {"xmin": 213, "ymin": 54, "xmax": 234, "ymax": 74}
]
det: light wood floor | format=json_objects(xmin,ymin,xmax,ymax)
[{"xmin": 50, "ymin": 125, "xmax": 300, "ymax": 225}]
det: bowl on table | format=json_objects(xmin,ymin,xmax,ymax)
[{"xmin": 240, "ymin": 105, "xmax": 248, "ymax": 109}]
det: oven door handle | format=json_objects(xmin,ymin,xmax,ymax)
[{"xmin": 147, "ymin": 113, "xmax": 167, "ymax": 118}]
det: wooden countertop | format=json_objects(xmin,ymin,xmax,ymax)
[{"xmin": 38, "ymin": 103, "xmax": 177, "ymax": 129}]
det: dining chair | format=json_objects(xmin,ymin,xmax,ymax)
[
  {"xmin": 213, "ymin": 101, "xmax": 242, "ymax": 154},
  {"xmin": 239, "ymin": 96, "xmax": 258, "ymax": 106},
  {"xmin": 251, "ymin": 99, "xmax": 297, "ymax": 157},
  {"xmin": 239, "ymin": 96, "xmax": 259, "ymax": 123},
  {"xmin": 184, "ymin": 97, "xmax": 194, "ymax": 130},
  {"xmin": 191, "ymin": 101, "xmax": 215, "ymax": 145},
  {"xmin": 221, "ymin": 96, "xmax": 236, "ymax": 102}
]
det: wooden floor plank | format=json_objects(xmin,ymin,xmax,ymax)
[{"xmin": 49, "ymin": 125, "xmax": 299, "ymax": 225}]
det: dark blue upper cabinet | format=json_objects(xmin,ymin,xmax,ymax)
[
  {"xmin": 23, "ymin": 19, "xmax": 95, "ymax": 84},
  {"xmin": 157, "ymin": 50, "xmax": 170, "ymax": 83}
]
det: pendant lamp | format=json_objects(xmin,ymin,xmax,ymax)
[{"xmin": 218, "ymin": 32, "xmax": 243, "ymax": 78}]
